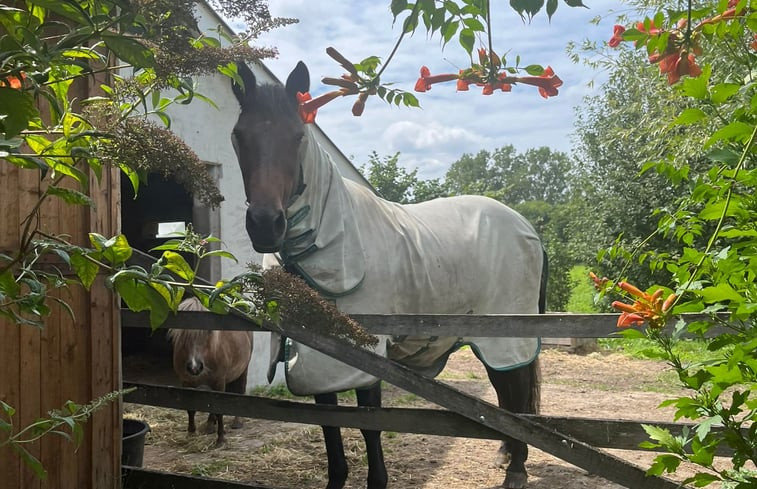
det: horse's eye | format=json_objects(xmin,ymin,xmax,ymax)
[{"xmin": 245, "ymin": 200, "xmax": 250, "ymax": 207}]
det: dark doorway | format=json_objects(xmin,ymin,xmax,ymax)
[{"xmin": 120, "ymin": 174, "xmax": 194, "ymax": 382}]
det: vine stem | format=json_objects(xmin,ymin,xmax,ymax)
[
  {"xmin": 375, "ymin": 2, "xmax": 422, "ymax": 80},
  {"xmin": 486, "ymin": 0, "xmax": 496, "ymax": 80}
]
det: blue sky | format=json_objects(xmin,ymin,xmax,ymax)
[{"xmin": 245, "ymin": 0, "xmax": 620, "ymax": 180}]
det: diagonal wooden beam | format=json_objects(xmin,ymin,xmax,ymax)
[{"xmin": 270, "ymin": 319, "xmax": 687, "ymax": 489}]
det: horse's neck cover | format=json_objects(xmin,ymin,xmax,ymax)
[{"xmin": 278, "ymin": 126, "xmax": 367, "ymax": 298}]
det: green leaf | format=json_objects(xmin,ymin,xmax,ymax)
[
  {"xmin": 523, "ymin": 64, "xmax": 545, "ymax": 76},
  {"xmin": 70, "ymin": 253, "xmax": 98, "ymax": 289},
  {"xmin": 706, "ymin": 148, "xmax": 740, "ymax": 166},
  {"xmin": 694, "ymin": 415, "xmax": 722, "ymax": 441},
  {"xmin": 45, "ymin": 186, "xmax": 93, "ymax": 206},
  {"xmin": 710, "ymin": 83, "xmax": 740, "ymax": 104},
  {"xmin": 678, "ymin": 65, "xmax": 710, "ymax": 100},
  {"xmin": 11, "ymin": 444, "xmax": 47, "ymax": 479},
  {"xmin": 100, "ymin": 234, "xmax": 132, "ymax": 265},
  {"xmin": 101, "ymin": 34, "xmax": 154, "ymax": 69},
  {"xmin": 442, "ymin": 20, "xmax": 458, "ymax": 44},
  {"xmin": 202, "ymin": 250, "xmax": 238, "ymax": 262},
  {"xmin": 462, "ymin": 18, "xmax": 485, "ymax": 31},
  {"xmin": 647, "ymin": 454, "xmax": 681, "ymax": 476},
  {"xmin": 642, "ymin": 424, "xmax": 678, "ymax": 447},
  {"xmin": 0, "ymin": 269, "xmax": 20, "ymax": 296},
  {"xmin": 161, "ymin": 251, "xmax": 195, "ymax": 281},
  {"xmin": 546, "ymin": 0, "xmax": 558, "ymax": 19},
  {"xmin": 682, "ymin": 473, "xmax": 720, "ymax": 487},
  {"xmin": 26, "ymin": 0, "xmax": 89, "ymax": 24},
  {"xmin": 706, "ymin": 121, "xmax": 754, "ymax": 147},
  {"xmin": 671, "ymin": 108, "xmax": 707, "ymax": 126},
  {"xmin": 114, "ymin": 279, "xmax": 169, "ymax": 328},
  {"xmin": 0, "ymin": 88, "xmax": 38, "ymax": 138},
  {"xmin": 697, "ymin": 283, "xmax": 743, "ymax": 303},
  {"xmin": 618, "ymin": 327, "xmax": 647, "ymax": 339},
  {"xmin": 1, "ymin": 400, "xmax": 17, "ymax": 417},
  {"xmin": 458, "ymin": 28, "xmax": 475, "ymax": 55}
]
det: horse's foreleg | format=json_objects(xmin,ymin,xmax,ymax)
[
  {"xmin": 487, "ymin": 359, "xmax": 541, "ymax": 489},
  {"xmin": 209, "ymin": 380, "xmax": 227, "ymax": 447},
  {"xmin": 356, "ymin": 384, "xmax": 387, "ymax": 489},
  {"xmin": 314, "ymin": 392, "xmax": 348, "ymax": 489},
  {"xmin": 226, "ymin": 367, "xmax": 249, "ymax": 429},
  {"xmin": 182, "ymin": 382, "xmax": 197, "ymax": 434},
  {"xmin": 187, "ymin": 410, "xmax": 197, "ymax": 434}
]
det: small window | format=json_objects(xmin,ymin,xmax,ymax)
[{"xmin": 155, "ymin": 221, "xmax": 186, "ymax": 238}]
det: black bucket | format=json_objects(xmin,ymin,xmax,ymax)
[{"xmin": 122, "ymin": 418, "xmax": 150, "ymax": 467}]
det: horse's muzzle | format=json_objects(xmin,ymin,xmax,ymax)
[
  {"xmin": 186, "ymin": 359, "xmax": 204, "ymax": 376},
  {"xmin": 246, "ymin": 206, "xmax": 287, "ymax": 253}
]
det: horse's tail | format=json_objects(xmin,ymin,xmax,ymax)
[{"xmin": 538, "ymin": 245, "xmax": 549, "ymax": 315}]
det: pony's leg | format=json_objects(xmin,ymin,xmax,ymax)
[
  {"xmin": 314, "ymin": 392, "xmax": 348, "ymax": 489},
  {"xmin": 356, "ymin": 384, "xmax": 387, "ymax": 489},
  {"xmin": 182, "ymin": 382, "xmax": 197, "ymax": 434},
  {"xmin": 207, "ymin": 380, "xmax": 227, "ymax": 446},
  {"xmin": 187, "ymin": 410, "xmax": 197, "ymax": 434},
  {"xmin": 486, "ymin": 359, "xmax": 541, "ymax": 489},
  {"xmin": 225, "ymin": 367, "xmax": 249, "ymax": 429}
]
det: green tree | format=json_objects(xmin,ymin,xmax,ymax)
[
  {"xmin": 360, "ymin": 151, "xmax": 448, "ymax": 203},
  {"xmin": 571, "ymin": 46, "xmax": 714, "ymax": 299},
  {"xmin": 445, "ymin": 145, "xmax": 574, "ymax": 205},
  {"xmin": 360, "ymin": 151, "xmax": 419, "ymax": 203},
  {"xmin": 444, "ymin": 145, "xmax": 578, "ymax": 310}
]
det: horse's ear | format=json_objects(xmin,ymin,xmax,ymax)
[
  {"xmin": 285, "ymin": 61, "xmax": 310, "ymax": 101},
  {"xmin": 232, "ymin": 62, "xmax": 256, "ymax": 107}
]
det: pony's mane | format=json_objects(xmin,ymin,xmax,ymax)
[
  {"xmin": 245, "ymin": 83, "xmax": 298, "ymax": 119},
  {"xmin": 167, "ymin": 297, "xmax": 212, "ymax": 345}
]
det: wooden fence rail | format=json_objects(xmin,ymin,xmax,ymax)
[
  {"xmin": 123, "ymin": 382, "xmax": 735, "ymax": 457},
  {"xmin": 121, "ymin": 309, "xmax": 726, "ymax": 337}
]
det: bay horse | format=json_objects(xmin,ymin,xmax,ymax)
[
  {"xmin": 231, "ymin": 61, "xmax": 547, "ymax": 489},
  {"xmin": 168, "ymin": 297, "xmax": 253, "ymax": 446}
]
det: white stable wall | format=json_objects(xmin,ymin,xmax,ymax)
[{"xmin": 159, "ymin": 1, "xmax": 374, "ymax": 390}]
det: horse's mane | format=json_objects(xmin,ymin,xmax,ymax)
[{"xmin": 167, "ymin": 297, "xmax": 212, "ymax": 344}]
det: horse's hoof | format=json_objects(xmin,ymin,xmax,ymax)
[
  {"xmin": 214, "ymin": 437, "xmax": 227, "ymax": 448},
  {"xmin": 201, "ymin": 421, "xmax": 217, "ymax": 435},
  {"xmin": 503, "ymin": 471, "xmax": 527, "ymax": 489},
  {"xmin": 231, "ymin": 418, "xmax": 244, "ymax": 429}
]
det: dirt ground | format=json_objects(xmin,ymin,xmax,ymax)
[{"xmin": 124, "ymin": 347, "xmax": 723, "ymax": 489}]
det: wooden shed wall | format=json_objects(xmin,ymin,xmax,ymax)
[{"xmin": 0, "ymin": 83, "xmax": 121, "ymax": 488}]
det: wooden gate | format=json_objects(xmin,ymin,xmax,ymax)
[{"xmin": 120, "ymin": 306, "xmax": 717, "ymax": 489}]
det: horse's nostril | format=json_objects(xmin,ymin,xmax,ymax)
[{"xmin": 274, "ymin": 211, "xmax": 287, "ymax": 235}]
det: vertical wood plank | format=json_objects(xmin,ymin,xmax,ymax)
[
  {"xmin": 0, "ymin": 159, "xmax": 19, "ymax": 250},
  {"xmin": 0, "ymin": 319, "xmax": 22, "ymax": 487},
  {"xmin": 38, "ymin": 163, "xmax": 62, "ymax": 489},
  {"xmin": 56, "ymin": 290, "xmax": 82, "ymax": 489},
  {"xmin": 0, "ymin": 151, "xmax": 21, "ymax": 489},
  {"xmin": 88, "ymin": 158, "xmax": 121, "ymax": 489},
  {"xmin": 17, "ymin": 167, "xmax": 42, "ymax": 489}
]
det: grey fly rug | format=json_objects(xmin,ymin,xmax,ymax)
[{"xmin": 266, "ymin": 126, "xmax": 544, "ymax": 396}]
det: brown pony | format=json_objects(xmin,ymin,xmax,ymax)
[{"xmin": 168, "ymin": 297, "xmax": 253, "ymax": 446}]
